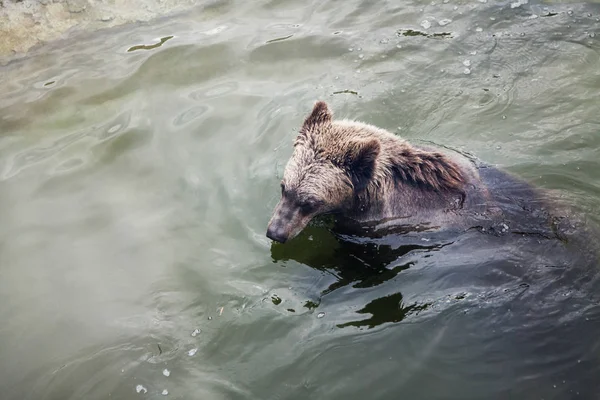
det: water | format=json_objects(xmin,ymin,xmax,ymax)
[{"xmin": 1, "ymin": 0, "xmax": 600, "ymax": 399}]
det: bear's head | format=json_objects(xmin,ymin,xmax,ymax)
[{"xmin": 266, "ymin": 101, "xmax": 380, "ymax": 243}]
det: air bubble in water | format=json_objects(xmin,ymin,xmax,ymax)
[
  {"xmin": 191, "ymin": 329, "xmax": 201, "ymax": 337},
  {"xmin": 443, "ymin": 0, "xmax": 449, "ymax": 3},
  {"xmin": 463, "ymin": 68, "xmax": 471, "ymax": 75},
  {"xmin": 162, "ymin": 389, "xmax": 169, "ymax": 396},
  {"xmin": 589, "ymin": 33, "xmax": 596, "ymax": 38},
  {"xmin": 358, "ymin": 54, "xmax": 364, "ymax": 59},
  {"xmin": 188, "ymin": 348, "xmax": 198, "ymax": 356},
  {"xmin": 136, "ymin": 385, "xmax": 148, "ymax": 394},
  {"xmin": 421, "ymin": 20, "xmax": 432, "ymax": 29},
  {"xmin": 349, "ymin": 47, "xmax": 354, "ymax": 52},
  {"xmin": 380, "ymin": 38, "xmax": 390, "ymax": 44},
  {"xmin": 317, "ymin": 312, "xmax": 325, "ymax": 318},
  {"xmin": 567, "ymin": 10, "xmax": 573, "ymax": 16},
  {"xmin": 163, "ymin": 369, "xmax": 171, "ymax": 377},
  {"xmin": 463, "ymin": 59, "xmax": 471, "ymax": 67},
  {"xmin": 475, "ymin": 27, "xmax": 483, "ymax": 32},
  {"xmin": 510, "ymin": 0, "xmax": 528, "ymax": 8},
  {"xmin": 438, "ymin": 19, "xmax": 452, "ymax": 26},
  {"xmin": 470, "ymin": 50, "xmax": 477, "ymax": 55},
  {"xmin": 108, "ymin": 124, "xmax": 121, "ymax": 134}
]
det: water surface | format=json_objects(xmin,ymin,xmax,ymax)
[{"xmin": 2, "ymin": 0, "xmax": 600, "ymax": 399}]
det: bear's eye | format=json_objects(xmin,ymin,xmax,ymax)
[
  {"xmin": 300, "ymin": 199, "xmax": 322, "ymax": 214},
  {"xmin": 280, "ymin": 182, "xmax": 286, "ymax": 194}
]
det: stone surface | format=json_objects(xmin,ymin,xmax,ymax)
[{"xmin": 0, "ymin": 0, "xmax": 198, "ymax": 61}]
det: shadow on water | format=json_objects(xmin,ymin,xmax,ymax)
[
  {"xmin": 270, "ymin": 222, "xmax": 451, "ymax": 293},
  {"xmin": 336, "ymin": 292, "xmax": 431, "ymax": 329},
  {"xmin": 270, "ymin": 221, "xmax": 451, "ymax": 328}
]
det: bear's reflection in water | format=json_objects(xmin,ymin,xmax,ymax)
[
  {"xmin": 270, "ymin": 162, "xmax": 600, "ymax": 330},
  {"xmin": 270, "ymin": 223, "xmax": 444, "ymax": 328}
]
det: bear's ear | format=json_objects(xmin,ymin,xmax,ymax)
[
  {"xmin": 302, "ymin": 101, "xmax": 332, "ymax": 129},
  {"xmin": 346, "ymin": 138, "xmax": 380, "ymax": 191}
]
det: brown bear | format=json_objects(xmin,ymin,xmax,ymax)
[{"xmin": 265, "ymin": 101, "xmax": 546, "ymax": 243}]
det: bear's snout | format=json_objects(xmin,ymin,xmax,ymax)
[
  {"xmin": 266, "ymin": 224, "xmax": 289, "ymax": 243},
  {"xmin": 267, "ymin": 199, "xmax": 312, "ymax": 243}
]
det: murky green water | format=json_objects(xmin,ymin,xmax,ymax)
[{"xmin": 2, "ymin": 0, "xmax": 600, "ymax": 399}]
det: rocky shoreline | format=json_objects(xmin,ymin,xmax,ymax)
[{"xmin": 0, "ymin": 0, "xmax": 198, "ymax": 60}]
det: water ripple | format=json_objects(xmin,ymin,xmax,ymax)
[
  {"xmin": 172, "ymin": 105, "xmax": 210, "ymax": 127},
  {"xmin": 2, "ymin": 1, "xmax": 600, "ymax": 399}
]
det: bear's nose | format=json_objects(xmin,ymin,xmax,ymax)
[{"xmin": 266, "ymin": 225, "xmax": 288, "ymax": 243}]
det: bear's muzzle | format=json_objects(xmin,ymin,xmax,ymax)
[
  {"xmin": 266, "ymin": 199, "xmax": 312, "ymax": 243},
  {"xmin": 266, "ymin": 224, "xmax": 289, "ymax": 243}
]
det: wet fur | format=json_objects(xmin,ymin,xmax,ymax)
[
  {"xmin": 299, "ymin": 102, "xmax": 466, "ymax": 195},
  {"xmin": 267, "ymin": 101, "xmax": 490, "ymax": 242},
  {"xmin": 298, "ymin": 102, "xmax": 485, "ymax": 220}
]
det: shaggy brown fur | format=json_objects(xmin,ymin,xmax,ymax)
[
  {"xmin": 299, "ymin": 101, "xmax": 466, "ymax": 194},
  {"xmin": 266, "ymin": 101, "xmax": 486, "ymax": 243}
]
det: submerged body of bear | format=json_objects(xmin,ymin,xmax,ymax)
[{"xmin": 266, "ymin": 101, "xmax": 572, "ymax": 244}]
